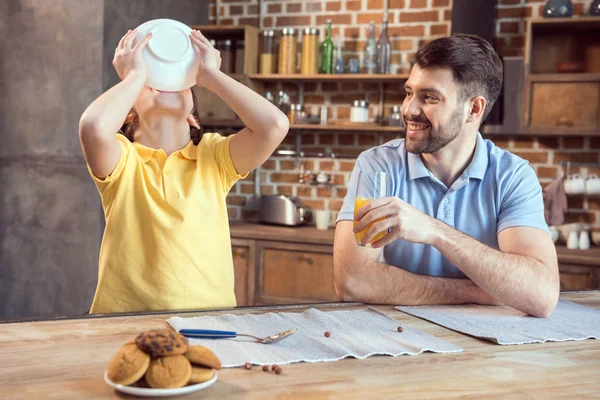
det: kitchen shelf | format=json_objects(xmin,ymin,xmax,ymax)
[
  {"xmin": 528, "ymin": 73, "xmax": 600, "ymax": 82},
  {"xmin": 248, "ymin": 73, "xmax": 409, "ymax": 82},
  {"xmin": 202, "ymin": 119, "xmax": 405, "ymax": 133}
]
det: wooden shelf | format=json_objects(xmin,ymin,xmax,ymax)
[
  {"xmin": 530, "ymin": 16, "xmax": 600, "ymax": 29},
  {"xmin": 248, "ymin": 73, "xmax": 409, "ymax": 82},
  {"xmin": 202, "ymin": 119, "xmax": 404, "ymax": 133},
  {"xmin": 529, "ymin": 73, "xmax": 600, "ymax": 82}
]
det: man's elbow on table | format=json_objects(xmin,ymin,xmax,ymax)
[{"xmin": 531, "ymin": 268, "xmax": 560, "ymax": 318}]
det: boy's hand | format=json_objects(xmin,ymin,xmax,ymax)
[
  {"xmin": 189, "ymin": 30, "xmax": 222, "ymax": 88},
  {"xmin": 113, "ymin": 29, "xmax": 152, "ymax": 80}
]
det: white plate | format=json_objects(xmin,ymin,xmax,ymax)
[
  {"xmin": 133, "ymin": 19, "xmax": 199, "ymax": 91},
  {"xmin": 104, "ymin": 370, "xmax": 218, "ymax": 397}
]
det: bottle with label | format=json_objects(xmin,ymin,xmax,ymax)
[
  {"xmin": 320, "ymin": 19, "xmax": 334, "ymax": 74},
  {"xmin": 363, "ymin": 21, "xmax": 377, "ymax": 74},
  {"xmin": 376, "ymin": 18, "xmax": 391, "ymax": 74}
]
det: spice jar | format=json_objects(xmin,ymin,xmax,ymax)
[
  {"xmin": 260, "ymin": 30, "xmax": 276, "ymax": 74},
  {"xmin": 218, "ymin": 40, "xmax": 233, "ymax": 74},
  {"xmin": 301, "ymin": 28, "xmax": 319, "ymax": 75},
  {"xmin": 278, "ymin": 28, "xmax": 297, "ymax": 74},
  {"xmin": 287, "ymin": 103, "xmax": 304, "ymax": 124},
  {"xmin": 234, "ymin": 40, "xmax": 245, "ymax": 74},
  {"xmin": 350, "ymin": 100, "xmax": 369, "ymax": 123}
]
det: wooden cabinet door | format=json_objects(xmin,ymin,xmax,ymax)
[
  {"xmin": 558, "ymin": 264, "xmax": 598, "ymax": 291},
  {"xmin": 231, "ymin": 238, "xmax": 255, "ymax": 307},
  {"xmin": 256, "ymin": 241, "xmax": 339, "ymax": 305}
]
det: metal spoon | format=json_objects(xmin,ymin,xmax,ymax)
[{"xmin": 179, "ymin": 328, "xmax": 296, "ymax": 344}]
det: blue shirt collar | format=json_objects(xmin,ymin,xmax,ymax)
[{"xmin": 406, "ymin": 133, "xmax": 488, "ymax": 182}]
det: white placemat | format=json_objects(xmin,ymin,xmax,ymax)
[
  {"xmin": 396, "ymin": 300, "xmax": 600, "ymax": 345},
  {"xmin": 167, "ymin": 308, "xmax": 463, "ymax": 367}
]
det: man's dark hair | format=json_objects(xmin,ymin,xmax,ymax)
[{"xmin": 415, "ymin": 33, "xmax": 503, "ymax": 121}]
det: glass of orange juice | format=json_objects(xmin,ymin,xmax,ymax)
[{"xmin": 354, "ymin": 171, "xmax": 388, "ymax": 246}]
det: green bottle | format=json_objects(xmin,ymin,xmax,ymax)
[{"xmin": 320, "ymin": 19, "xmax": 334, "ymax": 74}]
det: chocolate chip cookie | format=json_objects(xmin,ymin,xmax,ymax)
[
  {"xmin": 145, "ymin": 355, "xmax": 192, "ymax": 389},
  {"xmin": 184, "ymin": 345, "xmax": 222, "ymax": 370},
  {"xmin": 188, "ymin": 366, "xmax": 215, "ymax": 384},
  {"xmin": 107, "ymin": 343, "xmax": 151, "ymax": 386},
  {"xmin": 135, "ymin": 329, "xmax": 189, "ymax": 358}
]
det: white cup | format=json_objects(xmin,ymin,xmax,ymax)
[
  {"xmin": 315, "ymin": 210, "xmax": 330, "ymax": 230},
  {"xmin": 567, "ymin": 230, "xmax": 579, "ymax": 249},
  {"xmin": 579, "ymin": 231, "xmax": 591, "ymax": 250},
  {"xmin": 585, "ymin": 174, "xmax": 600, "ymax": 195},
  {"xmin": 565, "ymin": 173, "xmax": 585, "ymax": 194}
]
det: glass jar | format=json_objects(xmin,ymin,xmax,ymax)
[
  {"xmin": 388, "ymin": 105, "xmax": 403, "ymax": 127},
  {"xmin": 301, "ymin": 28, "xmax": 319, "ymax": 75},
  {"xmin": 287, "ymin": 103, "xmax": 304, "ymax": 124},
  {"xmin": 350, "ymin": 100, "xmax": 369, "ymax": 123},
  {"xmin": 278, "ymin": 28, "xmax": 297, "ymax": 74},
  {"xmin": 234, "ymin": 40, "xmax": 245, "ymax": 74},
  {"xmin": 260, "ymin": 30, "xmax": 276, "ymax": 74},
  {"xmin": 218, "ymin": 40, "xmax": 233, "ymax": 74}
]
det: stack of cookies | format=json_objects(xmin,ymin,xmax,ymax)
[{"xmin": 107, "ymin": 329, "xmax": 222, "ymax": 389}]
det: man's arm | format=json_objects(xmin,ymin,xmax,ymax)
[
  {"xmin": 356, "ymin": 197, "xmax": 560, "ymax": 317},
  {"xmin": 333, "ymin": 221, "xmax": 501, "ymax": 306},
  {"xmin": 432, "ymin": 223, "xmax": 559, "ymax": 318}
]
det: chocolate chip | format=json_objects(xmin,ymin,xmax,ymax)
[
  {"xmin": 176, "ymin": 343, "xmax": 181, "ymax": 348},
  {"xmin": 165, "ymin": 345, "xmax": 173, "ymax": 351}
]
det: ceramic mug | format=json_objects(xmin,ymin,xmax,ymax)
[
  {"xmin": 567, "ymin": 230, "xmax": 579, "ymax": 249},
  {"xmin": 565, "ymin": 173, "xmax": 585, "ymax": 195},
  {"xmin": 585, "ymin": 174, "xmax": 600, "ymax": 195},
  {"xmin": 579, "ymin": 231, "xmax": 590, "ymax": 250}
]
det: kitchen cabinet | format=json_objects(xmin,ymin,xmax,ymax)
[
  {"xmin": 231, "ymin": 238, "xmax": 256, "ymax": 307},
  {"xmin": 558, "ymin": 263, "xmax": 600, "ymax": 291}
]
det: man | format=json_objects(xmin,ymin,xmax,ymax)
[{"xmin": 334, "ymin": 34, "xmax": 559, "ymax": 318}]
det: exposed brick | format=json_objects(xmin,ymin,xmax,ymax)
[
  {"xmin": 230, "ymin": 5, "xmax": 244, "ymax": 15},
  {"xmin": 513, "ymin": 138, "xmax": 534, "ymax": 149},
  {"xmin": 337, "ymin": 187, "xmax": 349, "ymax": 198},
  {"xmin": 399, "ymin": 10, "xmax": 439, "ymax": 22},
  {"xmin": 358, "ymin": 12, "xmax": 385, "ymax": 24},
  {"xmin": 275, "ymin": 16, "xmax": 311, "ymax": 27},
  {"xmin": 433, "ymin": 0, "xmax": 450, "ymax": 6},
  {"xmin": 304, "ymin": 199, "xmax": 325, "ymax": 210},
  {"xmin": 260, "ymin": 185, "xmax": 275, "ymax": 195},
  {"xmin": 302, "ymin": 134, "xmax": 316, "ymax": 145},
  {"xmin": 239, "ymin": 183, "xmax": 255, "ymax": 194},
  {"xmin": 410, "ymin": 0, "xmax": 427, "ymax": 8},
  {"xmin": 430, "ymin": 23, "xmax": 449, "ymax": 35},
  {"xmin": 327, "ymin": 1, "xmax": 342, "ymax": 11},
  {"xmin": 220, "ymin": 18, "xmax": 234, "ymax": 25},
  {"xmin": 319, "ymin": 134, "xmax": 335, "ymax": 145},
  {"xmin": 267, "ymin": 3, "xmax": 281, "ymax": 13},
  {"xmin": 536, "ymin": 166, "xmax": 559, "ymax": 179},
  {"xmin": 444, "ymin": 9, "xmax": 452, "ymax": 20},
  {"xmin": 337, "ymin": 107, "xmax": 351, "ymax": 119},
  {"xmin": 565, "ymin": 212, "xmax": 596, "ymax": 224},
  {"xmin": 297, "ymin": 186, "xmax": 313, "ymax": 197},
  {"xmin": 220, "ymin": 5, "xmax": 225, "ymax": 16},
  {"xmin": 347, "ymin": 0, "xmax": 362, "ymax": 11},
  {"xmin": 499, "ymin": 0, "xmax": 522, "ymax": 5},
  {"xmin": 367, "ymin": 0, "xmax": 384, "ymax": 9},
  {"xmin": 512, "ymin": 151, "xmax": 548, "ymax": 163},
  {"xmin": 279, "ymin": 160, "xmax": 296, "ymax": 170},
  {"xmin": 390, "ymin": 0, "xmax": 406, "ymax": 8},
  {"xmin": 359, "ymin": 134, "xmax": 377, "ymax": 146},
  {"xmin": 389, "ymin": 25, "xmax": 426, "ymax": 36},
  {"xmin": 239, "ymin": 17, "xmax": 259, "ymax": 26},
  {"xmin": 562, "ymin": 137, "xmax": 585, "ymax": 149},
  {"xmin": 248, "ymin": 4, "xmax": 258, "ymax": 14},
  {"xmin": 262, "ymin": 159, "xmax": 277, "ymax": 170},
  {"xmin": 320, "ymin": 161, "xmax": 335, "ymax": 171},
  {"xmin": 263, "ymin": 16, "xmax": 274, "ymax": 27},
  {"xmin": 329, "ymin": 200, "xmax": 345, "ymax": 212},
  {"xmin": 496, "ymin": 6, "xmax": 532, "ymax": 18},
  {"xmin": 306, "ymin": 2, "xmax": 323, "ymax": 12},
  {"xmin": 588, "ymin": 199, "xmax": 600, "ymax": 211},
  {"xmin": 227, "ymin": 207, "xmax": 239, "ymax": 219},
  {"xmin": 573, "ymin": 2, "xmax": 585, "ymax": 15},
  {"xmin": 339, "ymin": 160, "xmax": 356, "ymax": 171},
  {"xmin": 538, "ymin": 137, "xmax": 560, "ymax": 149},
  {"xmin": 286, "ymin": 3, "xmax": 302, "ymax": 13},
  {"xmin": 591, "ymin": 137, "xmax": 600, "ymax": 149},
  {"xmin": 271, "ymin": 173, "xmax": 302, "ymax": 183},
  {"xmin": 500, "ymin": 21, "xmax": 520, "ymax": 34},
  {"xmin": 345, "ymin": 27, "xmax": 360, "ymax": 39},
  {"xmin": 277, "ymin": 185, "xmax": 294, "ymax": 196},
  {"xmin": 554, "ymin": 152, "xmax": 599, "ymax": 163},
  {"xmin": 317, "ymin": 187, "xmax": 333, "ymax": 197},
  {"xmin": 226, "ymin": 195, "xmax": 247, "ymax": 206},
  {"xmin": 317, "ymin": 14, "xmax": 353, "ymax": 25}
]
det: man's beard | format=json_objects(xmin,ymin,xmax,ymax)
[{"xmin": 405, "ymin": 106, "xmax": 464, "ymax": 154}]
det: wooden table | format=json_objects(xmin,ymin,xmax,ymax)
[{"xmin": 1, "ymin": 292, "xmax": 599, "ymax": 399}]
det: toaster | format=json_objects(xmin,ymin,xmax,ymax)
[{"xmin": 259, "ymin": 195, "xmax": 312, "ymax": 226}]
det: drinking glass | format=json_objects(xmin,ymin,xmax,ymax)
[{"xmin": 353, "ymin": 171, "xmax": 388, "ymax": 246}]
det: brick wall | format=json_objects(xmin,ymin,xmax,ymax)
[{"xmin": 207, "ymin": 0, "xmax": 600, "ymax": 226}]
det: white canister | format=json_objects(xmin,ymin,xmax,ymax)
[
  {"xmin": 567, "ymin": 230, "xmax": 579, "ymax": 249},
  {"xmin": 566, "ymin": 173, "xmax": 585, "ymax": 194},
  {"xmin": 585, "ymin": 174, "xmax": 600, "ymax": 195},
  {"xmin": 579, "ymin": 231, "xmax": 591, "ymax": 250},
  {"xmin": 350, "ymin": 100, "xmax": 370, "ymax": 123}
]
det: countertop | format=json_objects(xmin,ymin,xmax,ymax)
[
  {"xmin": 230, "ymin": 223, "xmax": 600, "ymax": 266},
  {"xmin": 1, "ymin": 292, "xmax": 598, "ymax": 399}
]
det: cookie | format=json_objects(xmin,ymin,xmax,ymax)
[
  {"xmin": 188, "ymin": 366, "xmax": 215, "ymax": 384},
  {"xmin": 145, "ymin": 355, "xmax": 192, "ymax": 389},
  {"xmin": 107, "ymin": 343, "xmax": 151, "ymax": 386},
  {"xmin": 184, "ymin": 345, "xmax": 222, "ymax": 370},
  {"xmin": 135, "ymin": 329, "xmax": 189, "ymax": 358}
]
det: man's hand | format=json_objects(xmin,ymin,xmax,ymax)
[{"xmin": 353, "ymin": 197, "xmax": 440, "ymax": 248}]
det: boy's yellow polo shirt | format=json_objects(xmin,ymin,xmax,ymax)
[{"xmin": 88, "ymin": 133, "xmax": 246, "ymax": 314}]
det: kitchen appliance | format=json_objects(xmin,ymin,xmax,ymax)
[{"xmin": 259, "ymin": 195, "xmax": 312, "ymax": 226}]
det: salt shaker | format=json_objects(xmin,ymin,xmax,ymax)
[{"xmin": 579, "ymin": 231, "xmax": 590, "ymax": 250}]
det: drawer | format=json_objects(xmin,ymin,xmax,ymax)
[
  {"xmin": 257, "ymin": 242, "xmax": 338, "ymax": 304},
  {"xmin": 559, "ymin": 263, "xmax": 600, "ymax": 291}
]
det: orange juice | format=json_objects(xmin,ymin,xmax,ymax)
[{"xmin": 353, "ymin": 197, "xmax": 386, "ymax": 245}]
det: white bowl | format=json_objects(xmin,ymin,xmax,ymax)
[{"xmin": 134, "ymin": 19, "xmax": 199, "ymax": 91}]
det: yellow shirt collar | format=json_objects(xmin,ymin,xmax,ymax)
[{"xmin": 132, "ymin": 140, "xmax": 197, "ymax": 163}]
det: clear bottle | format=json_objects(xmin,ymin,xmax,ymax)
[
  {"xmin": 334, "ymin": 40, "xmax": 345, "ymax": 74},
  {"xmin": 363, "ymin": 21, "xmax": 377, "ymax": 74},
  {"xmin": 278, "ymin": 28, "xmax": 297, "ymax": 74},
  {"xmin": 376, "ymin": 18, "xmax": 391, "ymax": 74},
  {"xmin": 260, "ymin": 30, "xmax": 276, "ymax": 74},
  {"xmin": 320, "ymin": 20, "xmax": 334, "ymax": 74}
]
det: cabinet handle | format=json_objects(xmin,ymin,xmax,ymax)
[
  {"xmin": 299, "ymin": 254, "xmax": 313, "ymax": 265},
  {"xmin": 233, "ymin": 248, "xmax": 246, "ymax": 259}
]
